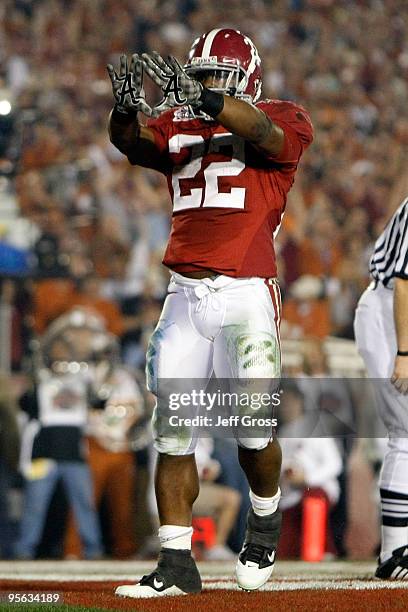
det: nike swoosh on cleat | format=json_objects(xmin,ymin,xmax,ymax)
[
  {"xmin": 267, "ymin": 551, "xmax": 275, "ymax": 564},
  {"xmin": 153, "ymin": 578, "xmax": 164, "ymax": 589}
]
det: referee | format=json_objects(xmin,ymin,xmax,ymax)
[{"xmin": 354, "ymin": 196, "xmax": 408, "ymax": 579}]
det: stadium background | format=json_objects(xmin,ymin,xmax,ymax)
[{"xmin": 0, "ymin": 0, "xmax": 407, "ymax": 573}]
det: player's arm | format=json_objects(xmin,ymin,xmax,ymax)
[
  {"xmin": 391, "ymin": 277, "xmax": 408, "ymax": 393},
  {"xmin": 141, "ymin": 52, "xmax": 284, "ymax": 156},
  {"xmin": 107, "ymin": 54, "xmax": 163, "ymax": 169},
  {"xmin": 108, "ymin": 110, "xmax": 162, "ymax": 168},
  {"xmin": 215, "ymin": 95, "xmax": 284, "ymax": 156}
]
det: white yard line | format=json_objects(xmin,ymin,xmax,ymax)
[
  {"xmin": 2, "ymin": 560, "xmax": 407, "ymax": 590},
  {"xmin": 205, "ymin": 580, "xmax": 408, "ymax": 591},
  {"xmin": 0, "ymin": 560, "xmax": 374, "ymax": 575}
]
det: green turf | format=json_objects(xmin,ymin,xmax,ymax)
[{"xmin": 0, "ymin": 605, "xmax": 115, "ymax": 612}]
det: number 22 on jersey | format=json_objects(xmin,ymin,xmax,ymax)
[{"xmin": 168, "ymin": 133, "xmax": 246, "ymax": 212}]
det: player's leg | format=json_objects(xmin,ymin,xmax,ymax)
[
  {"xmin": 354, "ymin": 285, "xmax": 408, "ymax": 578},
  {"xmin": 238, "ymin": 441, "xmax": 281, "ymax": 497},
  {"xmin": 155, "ymin": 454, "xmax": 199, "ymax": 526},
  {"xmin": 214, "ymin": 277, "xmax": 282, "ymax": 590},
  {"xmin": 150, "ymin": 291, "xmax": 212, "ymax": 531},
  {"xmin": 117, "ymin": 288, "xmax": 213, "ymax": 598}
]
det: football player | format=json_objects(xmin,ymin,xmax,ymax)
[{"xmin": 107, "ymin": 29, "xmax": 313, "ymax": 597}]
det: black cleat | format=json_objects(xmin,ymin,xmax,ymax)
[
  {"xmin": 115, "ymin": 548, "xmax": 202, "ymax": 598},
  {"xmin": 235, "ymin": 508, "xmax": 281, "ymax": 591},
  {"xmin": 375, "ymin": 545, "xmax": 408, "ymax": 580}
]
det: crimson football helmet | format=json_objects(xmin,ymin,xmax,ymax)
[{"xmin": 184, "ymin": 29, "xmax": 262, "ymax": 103}]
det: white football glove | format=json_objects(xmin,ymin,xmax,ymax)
[
  {"xmin": 107, "ymin": 53, "xmax": 153, "ymax": 117},
  {"xmin": 141, "ymin": 51, "xmax": 203, "ymax": 115}
]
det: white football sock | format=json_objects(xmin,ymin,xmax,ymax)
[
  {"xmin": 379, "ymin": 488, "xmax": 408, "ymax": 562},
  {"xmin": 380, "ymin": 525, "xmax": 408, "ymax": 562},
  {"xmin": 249, "ymin": 487, "xmax": 281, "ymax": 516},
  {"xmin": 158, "ymin": 524, "xmax": 193, "ymax": 550}
]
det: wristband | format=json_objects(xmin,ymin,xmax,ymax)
[
  {"xmin": 111, "ymin": 105, "xmax": 137, "ymax": 125},
  {"xmin": 397, "ymin": 350, "xmax": 408, "ymax": 356},
  {"xmin": 198, "ymin": 88, "xmax": 225, "ymax": 118}
]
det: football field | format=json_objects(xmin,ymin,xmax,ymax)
[{"xmin": 0, "ymin": 559, "xmax": 407, "ymax": 611}]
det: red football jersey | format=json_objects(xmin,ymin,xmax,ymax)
[{"xmin": 145, "ymin": 100, "xmax": 313, "ymax": 278}]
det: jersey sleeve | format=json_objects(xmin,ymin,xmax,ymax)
[
  {"xmin": 142, "ymin": 110, "xmax": 174, "ymax": 174},
  {"xmin": 147, "ymin": 112, "xmax": 171, "ymax": 155},
  {"xmin": 257, "ymin": 100, "xmax": 314, "ymax": 164}
]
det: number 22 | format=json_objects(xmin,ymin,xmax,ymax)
[{"xmin": 168, "ymin": 133, "xmax": 246, "ymax": 212}]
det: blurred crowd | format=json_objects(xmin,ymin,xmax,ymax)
[
  {"xmin": 0, "ymin": 313, "xmax": 385, "ymax": 561},
  {"xmin": 2, "ymin": 0, "xmax": 408, "ymax": 353},
  {"xmin": 0, "ymin": 0, "xmax": 404, "ymax": 560}
]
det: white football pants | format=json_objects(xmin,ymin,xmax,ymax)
[
  {"xmin": 146, "ymin": 272, "xmax": 281, "ymax": 455},
  {"xmin": 354, "ymin": 282, "xmax": 408, "ymax": 494}
]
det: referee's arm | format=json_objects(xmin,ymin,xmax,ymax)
[{"xmin": 392, "ymin": 277, "xmax": 408, "ymax": 393}]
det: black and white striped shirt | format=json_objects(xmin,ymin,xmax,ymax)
[{"xmin": 370, "ymin": 197, "xmax": 408, "ymax": 288}]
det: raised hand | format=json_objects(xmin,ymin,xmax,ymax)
[
  {"xmin": 141, "ymin": 51, "xmax": 203, "ymax": 114},
  {"xmin": 107, "ymin": 53, "xmax": 153, "ymax": 117}
]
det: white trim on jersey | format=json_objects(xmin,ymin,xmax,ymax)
[
  {"xmin": 273, "ymin": 211, "xmax": 285, "ymax": 239},
  {"xmin": 202, "ymin": 28, "xmax": 222, "ymax": 58},
  {"xmin": 369, "ymin": 197, "xmax": 408, "ymax": 287}
]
